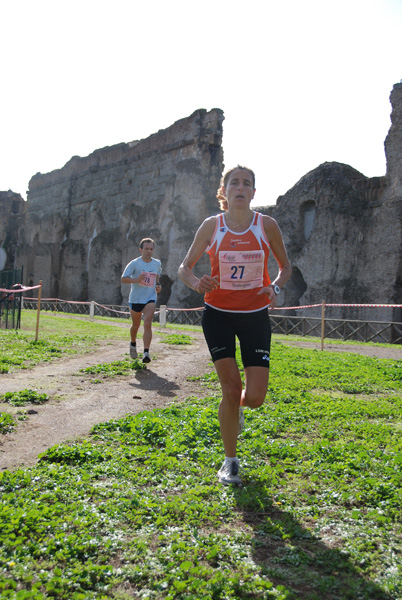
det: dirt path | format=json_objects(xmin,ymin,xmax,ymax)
[{"xmin": 0, "ymin": 328, "xmax": 212, "ymax": 472}]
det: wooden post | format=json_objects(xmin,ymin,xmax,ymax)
[
  {"xmin": 35, "ymin": 281, "xmax": 42, "ymax": 341},
  {"xmin": 321, "ymin": 299, "xmax": 325, "ymax": 351},
  {"xmin": 160, "ymin": 305, "xmax": 167, "ymax": 327}
]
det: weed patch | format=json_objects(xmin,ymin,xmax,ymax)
[
  {"xmin": 1, "ymin": 389, "xmax": 49, "ymax": 407},
  {"xmin": 158, "ymin": 332, "xmax": 193, "ymax": 345},
  {"xmin": 80, "ymin": 358, "xmax": 146, "ymax": 377},
  {"xmin": 0, "ymin": 412, "xmax": 17, "ymax": 434}
]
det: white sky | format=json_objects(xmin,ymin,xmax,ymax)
[{"xmin": 1, "ymin": 0, "xmax": 401, "ymax": 207}]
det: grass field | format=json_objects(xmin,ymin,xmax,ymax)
[{"xmin": 0, "ymin": 312, "xmax": 402, "ymax": 599}]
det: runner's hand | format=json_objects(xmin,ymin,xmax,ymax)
[
  {"xmin": 257, "ymin": 286, "xmax": 277, "ymax": 309},
  {"xmin": 197, "ymin": 275, "xmax": 219, "ymax": 293}
]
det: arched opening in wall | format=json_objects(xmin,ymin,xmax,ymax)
[
  {"xmin": 285, "ymin": 267, "xmax": 307, "ymax": 312},
  {"xmin": 301, "ymin": 201, "xmax": 316, "ymax": 240},
  {"xmin": 53, "ymin": 277, "xmax": 59, "ymax": 299},
  {"xmin": 11, "ymin": 201, "xmax": 20, "ymax": 214},
  {"xmin": 157, "ymin": 274, "xmax": 173, "ymax": 307},
  {"xmin": 209, "ymin": 144, "xmax": 220, "ymax": 165}
]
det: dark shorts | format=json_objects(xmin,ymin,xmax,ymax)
[
  {"xmin": 202, "ymin": 304, "xmax": 271, "ymax": 368},
  {"xmin": 130, "ymin": 300, "xmax": 155, "ymax": 313}
]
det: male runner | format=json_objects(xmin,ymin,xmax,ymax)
[{"xmin": 121, "ymin": 238, "xmax": 162, "ymax": 363}]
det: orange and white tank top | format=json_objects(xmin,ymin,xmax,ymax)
[{"xmin": 204, "ymin": 211, "xmax": 272, "ymax": 313}]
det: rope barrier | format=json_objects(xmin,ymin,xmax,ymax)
[
  {"xmin": 272, "ymin": 303, "xmax": 402, "ymax": 310},
  {"xmin": 18, "ymin": 297, "xmax": 402, "ymax": 312},
  {"xmin": 325, "ymin": 303, "xmax": 402, "ymax": 308},
  {"xmin": 0, "ymin": 285, "xmax": 41, "ymax": 294},
  {"xmin": 93, "ymin": 301, "xmax": 129, "ymax": 316},
  {"xmin": 166, "ymin": 307, "xmax": 204, "ymax": 311},
  {"xmin": 272, "ymin": 303, "xmax": 323, "ymax": 310}
]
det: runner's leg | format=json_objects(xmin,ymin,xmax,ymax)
[
  {"xmin": 214, "ymin": 357, "xmax": 243, "ymax": 458},
  {"xmin": 142, "ymin": 302, "xmax": 156, "ymax": 350},
  {"xmin": 130, "ymin": 308, "xmax": 142, "ymax": 343},
  {"xmin": 241, "ymin": 367, "xmax": 269, "ymax": 408},
  {"xmin": 236, "ymin": 309, "xmax": 271, "ymax": 408}
]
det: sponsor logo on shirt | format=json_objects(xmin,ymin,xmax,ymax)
[{"xmin": 229, "ymin": 239, "xmax": 251, "ymax": 247}]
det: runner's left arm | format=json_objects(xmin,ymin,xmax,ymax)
[{"xmin": 257, "ymin": 216, "xmax": 292, "ymax": 305}]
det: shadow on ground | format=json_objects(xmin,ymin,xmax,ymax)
[
  {"xmin": 232, "ymin": 482, "xmax": 392, "ymax": 600},
  {"xmin": 130, "ymin": 368, "xmax": 181, "ymax": 397}
]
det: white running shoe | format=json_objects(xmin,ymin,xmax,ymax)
[
  {"xmin": 130, "ymin": 344, "xmax": 138, "ymax": 359},
  {"xmin": 238, "ymin": 407, "xmax": 245, "ymax": 435},
  {"xmin": 217, "ymin": 460, "xmax": 242, "ymax": 486},
  {"xmin": 142, "ymin": 351, "xmax": 151, "ymax": 364}
]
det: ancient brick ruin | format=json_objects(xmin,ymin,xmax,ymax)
[
  {"xmin": 0, "ymin": 191, "xmax": 24, "ymax": 274},
  {"xmin": 1, "ymin": 84, "xmax": 401, "ymax": 323},
  {"xmin": 3, "ymin": 109, "xmax": 224, "ymax": 308},
  {"xmin": 259, "ymin": 82, "xmax": 402, "ymax": 326}
]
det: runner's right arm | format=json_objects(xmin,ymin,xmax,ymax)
[{"xmin": 178, "ymin": 217, "xmax": 219, "ymax": 293}]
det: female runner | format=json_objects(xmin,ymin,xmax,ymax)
[{"xmin": 178, "ymin": 166, "xmax": 291, "ymax": 485}]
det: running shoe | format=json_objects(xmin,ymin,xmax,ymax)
[
  {"xmin": 130, "ymin": 344, "xmax": 138, "ymax": 359},
  {"xmin": 142, "ymin": 351, "xmax": 151, "ymax": 364},
  {"xmin": 217, "ymin": 460, "xmax": 242, "ymax": 486},
  {"xmin": 238, "ymin": 407, "xmax": 245, "ymax": 435}
]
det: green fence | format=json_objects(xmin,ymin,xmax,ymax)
[{"xmin": 0, "ymin": 267, "xmax": 23, "ymax": 330}]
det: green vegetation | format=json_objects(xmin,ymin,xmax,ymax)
[
  {"xmin": 1, "ymin": 389, "xmax": 49, "ymax": 407},
  {"xmin": 0, "ymin": 311, "xmax": 129, "ymax": 374},
  {"xmin": 159, "ymin": 332, "xmax": 193, "ymax": 345},
  {"xmin": 0, "ymin": 412, "xmax": 17, "ymax": 434},
  {"xmin": 0, "ymin": 313, "xmax": 401, "ymax": 598},
  {"xmin": 80, "ymin": 359, "xmax": 147, "ymax": 377},
  {"xmin": 0, "ymin": 389, "xmax": 48, "ymax": 435}
]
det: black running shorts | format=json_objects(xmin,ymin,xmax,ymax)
[
  {"xmin": 201, "ymin": 304, "xmax": 271, "ymax": 368},
  {"xmin": 130, "ymin": 300, "xmax": 155, "ymax": 313}
]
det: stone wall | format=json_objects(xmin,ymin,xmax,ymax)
[
  {"xmin": 14, "ymin": 108, "xmax": 224, "ymax": 306},
  {"xmin": 0, "ymin": 191, "xmax": 25, "ymax": 272},
  {"xmin": 258, "ymin": 82, "xmax": 402, "ymax": 327}
]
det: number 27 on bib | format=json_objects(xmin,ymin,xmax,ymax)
[{"xmin": 219, "ymin": 250, "xmax": 263, "ymax": 290}]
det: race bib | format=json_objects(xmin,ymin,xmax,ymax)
[
  {"xmin": 219, "ymin": 250, "xmax": 263, "ymax": 290},
  {"xmin": 139, "ymin": 271, "xmax": 157, "ymax": 287}
]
